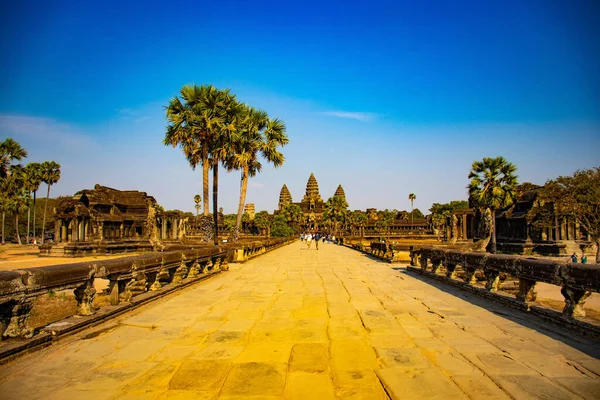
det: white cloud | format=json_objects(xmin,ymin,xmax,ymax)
[
  {"xmin": 320, "ymin": 111, "xmax": 378, "ymax": 122},
  {"xmin": 0, "ymin": 114, "xmax": 100, "ymax": 153}
]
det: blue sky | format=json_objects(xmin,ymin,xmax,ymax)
[{"xmin": 1, "ymin": 0, "xmax": 599, "ymax": 214}]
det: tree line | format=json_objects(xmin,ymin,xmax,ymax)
[{"xmin": 0, "ymin": 138, "xmax": 61, "ymax": 245}]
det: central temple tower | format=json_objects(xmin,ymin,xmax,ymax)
[{"xmin": 301, "ymin": 173, "xmax": 324, "ymax": 212}]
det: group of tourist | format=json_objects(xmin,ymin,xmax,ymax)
[
  {"xmin": 300, "ymin": 232, "xmax": 337, "ymax": 250},
  {"xmin": 570, "ymin": 252, "xmax": 588, "ymax": 264}
]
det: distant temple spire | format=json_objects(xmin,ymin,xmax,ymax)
[
  {"xmin": 278, "ymin": 184, "xmax": 293, "ymax": 210},
  {"xmin": 333, "ymin": 184, "xmax": 346, "ymax": 203}
]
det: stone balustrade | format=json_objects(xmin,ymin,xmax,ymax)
[
  {"xmin": 224, "ymin": 237, "xmax": 296, "ymax": 263},
  {"xmin": 363, "ymin": 242, "xmax": 411, "ymax": 263},
  {"xmin": 409, "ymin": 246, "xmax": 600, "ymax": 320},
  {"xmin": 0, "ymin": 247, "xmax": 227, "ymax": 341}
]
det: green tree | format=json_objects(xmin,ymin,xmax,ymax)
[
  {"xmin": 1, "ymin": 138, "xmax": 27, "ymax": 244},
  {"xmin": 281, "ymin": 203, "xmax": 304, "ymax": 233},
  {"xmin": 226, "ymin": 105, "xmax": 288, "ymax": 241},
  {"xmin": 350, "ymin": 210, "xmax": 368, "ymax": 239},
  {"xmin": 41, "ymin": 161, "xmax": 61, "ymax": 244},
  {"xmin": 0, "ymin": 138, "xmax": 27, "ymax": 179},
  {"xmin": 4, "ymin": 166, "xmax": 29, "ymax": 245},
  {"xmin": 429, "ymin": 201, "xmax": 469, "ymax": 241},
  {"xmin": 533, "ymin": 168, "xmax": 600, "ymax": 263},
  {"xmin": 164, "ymin": 84, "xmax": 224, "ymax": 217},
  {"xmin": 24, "ymin": 163, "xmax": 43, "ymax": 244},
  {"xmin": 468, "ymin": 156, "xmax": 518, "ymax": 253},
  {"xmin": 323, "ymin": 196, "xmax": 349, "ymax": 236},
  {"xmin": 408, "ymin": 193, "xmax": 416, "ymax": 231},
  {"xmin": 271, "ymin": 215, "xmax": 294, "ymax": 237},
  {"xmin": 254, "ymin": 210, "xmax": 271, "ymax": 237},
  {"xmin": 194, "ymin": 194, "xmax": 201, "ymax": 222},
  {"xmin": 408, "ymin": 208, "xmax": 424, "ymax": 220}
]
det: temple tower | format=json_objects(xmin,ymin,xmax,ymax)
[
  {"xmin": 302, "ymin": 173, "xmax": 323, "ymax": 203},
  {"xmin": 278, "ymin": 184, "xmax": 293, "ymax": 210},
  {"xmin": 333, "ymin": 185, "xmax": 346, "ymax": 203},
  {"xmin": 244, "ymin": 203, "xmax": 255, "ymax": 220}
]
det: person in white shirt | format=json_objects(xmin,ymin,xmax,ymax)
[{"xmin": 306, "ymin": 233, "xmax": 313, "ymax": 249}]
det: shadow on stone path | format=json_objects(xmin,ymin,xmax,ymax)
[{"xmin": 0, "ymin": 241, "xmax": 599, "ymax": 399}]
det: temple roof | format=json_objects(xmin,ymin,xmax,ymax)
[
  {"xmin": 333, "ymin": 185, "xmax": 346, "ymax": 201},
  {"xmin": 74, "ymin": 184, "xmax": 156, "ymax": 208}
]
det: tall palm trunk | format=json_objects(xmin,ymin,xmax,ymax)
[
  {"xmin": 26, "ymin": 193, "xmax": 31, "ymax": 244},
  {"xmin": 595, "ymin": 240, "xmax": 599, "ymax": 264},
  {"xmin": 41, "ymin": 184, "xmax": 50, "ymax": 245},
  {"xmin": 234, "ymin": 165, "xmax": 249, "ymax": 241},
  {"xmin": 203, "ymin": 159, "xmax": 210, "ymax": 216},
  {"xmin": 212, "ymin": 163, "xmax": 219, "ymax": 245},
  {"xmin": 1, "ymin": 210, "xmax": 4, "ymax": 244},
  {"xmin": 490, "ymin": 209, "xmax": 497, "ymax": 254},
  {"xmin": 15, "ymin": 214, "xmax": 21, "ymax": 245},
  {"xmin": 32, "ymin": 190, "xmax": 37, "ymax": 241}
]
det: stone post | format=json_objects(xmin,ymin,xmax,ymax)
[
  {"xmin": 461, "ymin": 214, "xmax": 467, "ymax": 240},
  {"xmin": 72, "ymin": 218, "xmax": 79, "ymax": 242},
  {"xmin": 561, "ymin": 287, "xmax": 591, "ymax": 318}
]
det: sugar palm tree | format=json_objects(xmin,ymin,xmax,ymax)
[
  {"xmin": 323, "ymin": 196, "xmax": 349, "ymax": 237},
  {"xmin": 1, "ymin": 138, "xmax": 27, "ymax": 244},
  {"xmin": 164, "ymin": 84, "xmax": 224, "ymax": 217},
  {"xmin": 194, "ymin": 194, "xmax": 201, "ymax": 221},
  {"xmin": 468, "ymin": 156, "xmax": 518, "ymax": 253},
  {"xmin": 24, "ymin": 163, "xmax": 43, "ymax": 244},
  {"xmin": 209, "ymin": 89, "xmax": 241, "ymax": 244},
  {"xmin": 41, "ymin": 161, "xmax": 61, "ymax": 244},
  {"xmin": 0, "ymin": 138, "xmax": 27, "ymax": 179},
  {"xmin": 4, "ymin": 166, "xmax": 29, "ymax": 245},
  {"xmin": 408, "ymin": 193, "xmax": 416, "ymax": 232},
  {"xmin": 281, "ymin": 204, "xmax": 304, "ymax": 233},
  {"xmin": 226, "ymin": 105, "xmax": 288, "ymax": 241}
]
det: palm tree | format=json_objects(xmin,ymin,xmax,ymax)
[
  {"xmin": 281, "ymin": 204, "xmax": 304, "ymax": 233},
  {"xmin": 323, "ymin": 196, "xmax": 349, "ymax": 237},
  {"xmin": 209, "ymin": 89, "xmax": 241, "ymax": 245},
  {"xmin": 164, "ymin": 84, "xmax": 224, "ymax": 217},
  {"xmin": 468, "ymin": 156, "xmax": 518, "ymax": 253},
  {"xmin": 408, "ymin": 193, "xmax": 416, "ymax": 232},
  {"xmin": 41, "ymin": 161, "xmax": 61, "ymax": 244},
  {"xmin": 0, "ymin": 138, "xmax": 27, "ymax": 179},
  {"xmin": 226, "ymin": 105, "xmax": 288, "ymax": 241},
  {"xmin": 194, "ymin": 194, "xmax": 201, "ymax": 222},
  {"xmin": 1, "ymin": 138, "xmax": 27, "ymax": 244},
  {"xmin": 4, "ymin": 167, "xmax": 28, "ymax": 245},
  {"xmin": 24, "ymin": 163, "xmax": 43, "ymax": 244}
]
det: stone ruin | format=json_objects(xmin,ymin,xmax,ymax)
[{"xmin": 39, "ymin": 184, "xmax": 188, "ymax": 256}]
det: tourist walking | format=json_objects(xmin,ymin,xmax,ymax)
[
  {"xmin": 581, "ymin": 253, "xmax": 587, "ymax": 264},
  {"xmin": 306, "ymin": 233, "xmax": 313, "ymax": 249},
  {"xmin": 570, "ymin": 253, "xmax": 578, "ymax": 263},
  {"xmin": 315, "ymin": 232, "xmax": 321, "ymax": 250}
]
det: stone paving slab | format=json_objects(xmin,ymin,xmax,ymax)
[{"xmin": 1, "ymin": 241, "xmax": 599, "ymax": 399}]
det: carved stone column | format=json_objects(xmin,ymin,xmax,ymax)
[
  {"xmin": 516, "ymin": 278, "xmax": 537, "ymax": 302},
  {"xmin": 561, "ymin": 287, "xmax": 591, "ymax": 318},
  {"xmin": 74, "ymin": 276, "xmax": 97, "ymax": 316},
  {"xmin": 445, "ymin": 263, "xmax": 457, "ymax": 279},
  {"xmin": 484, "ymin": 268, "xmax": 500, "ymax": 291},
  {"xmin": 462, "ymin": 215, "xmax": 467, "ymax": 240},
  {"xmin": 172, "ymin": 261, "xmax": 189, "ymax": 284},
  {"xmin": 463, "ymin": 268, "xmax": 477, "ymax": 285},
  {"xmin": 1, "ymin": 297, "xmax": 34, "ymax": 339}
]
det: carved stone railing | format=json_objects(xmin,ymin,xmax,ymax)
[
  {"xmin": 362, "ymin": 242, "xmax": 410, "ymax": 263},
  {"xmin": 0, "ymin": 247, "xmax": 227, "ymax": 341},
  {"xmin": 409, "ymin": 247, "xmax": 600, "ymax": 320},
  {"xmin": 224, "ymin": 237, "xmax": 295, "ymax": 263}
]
